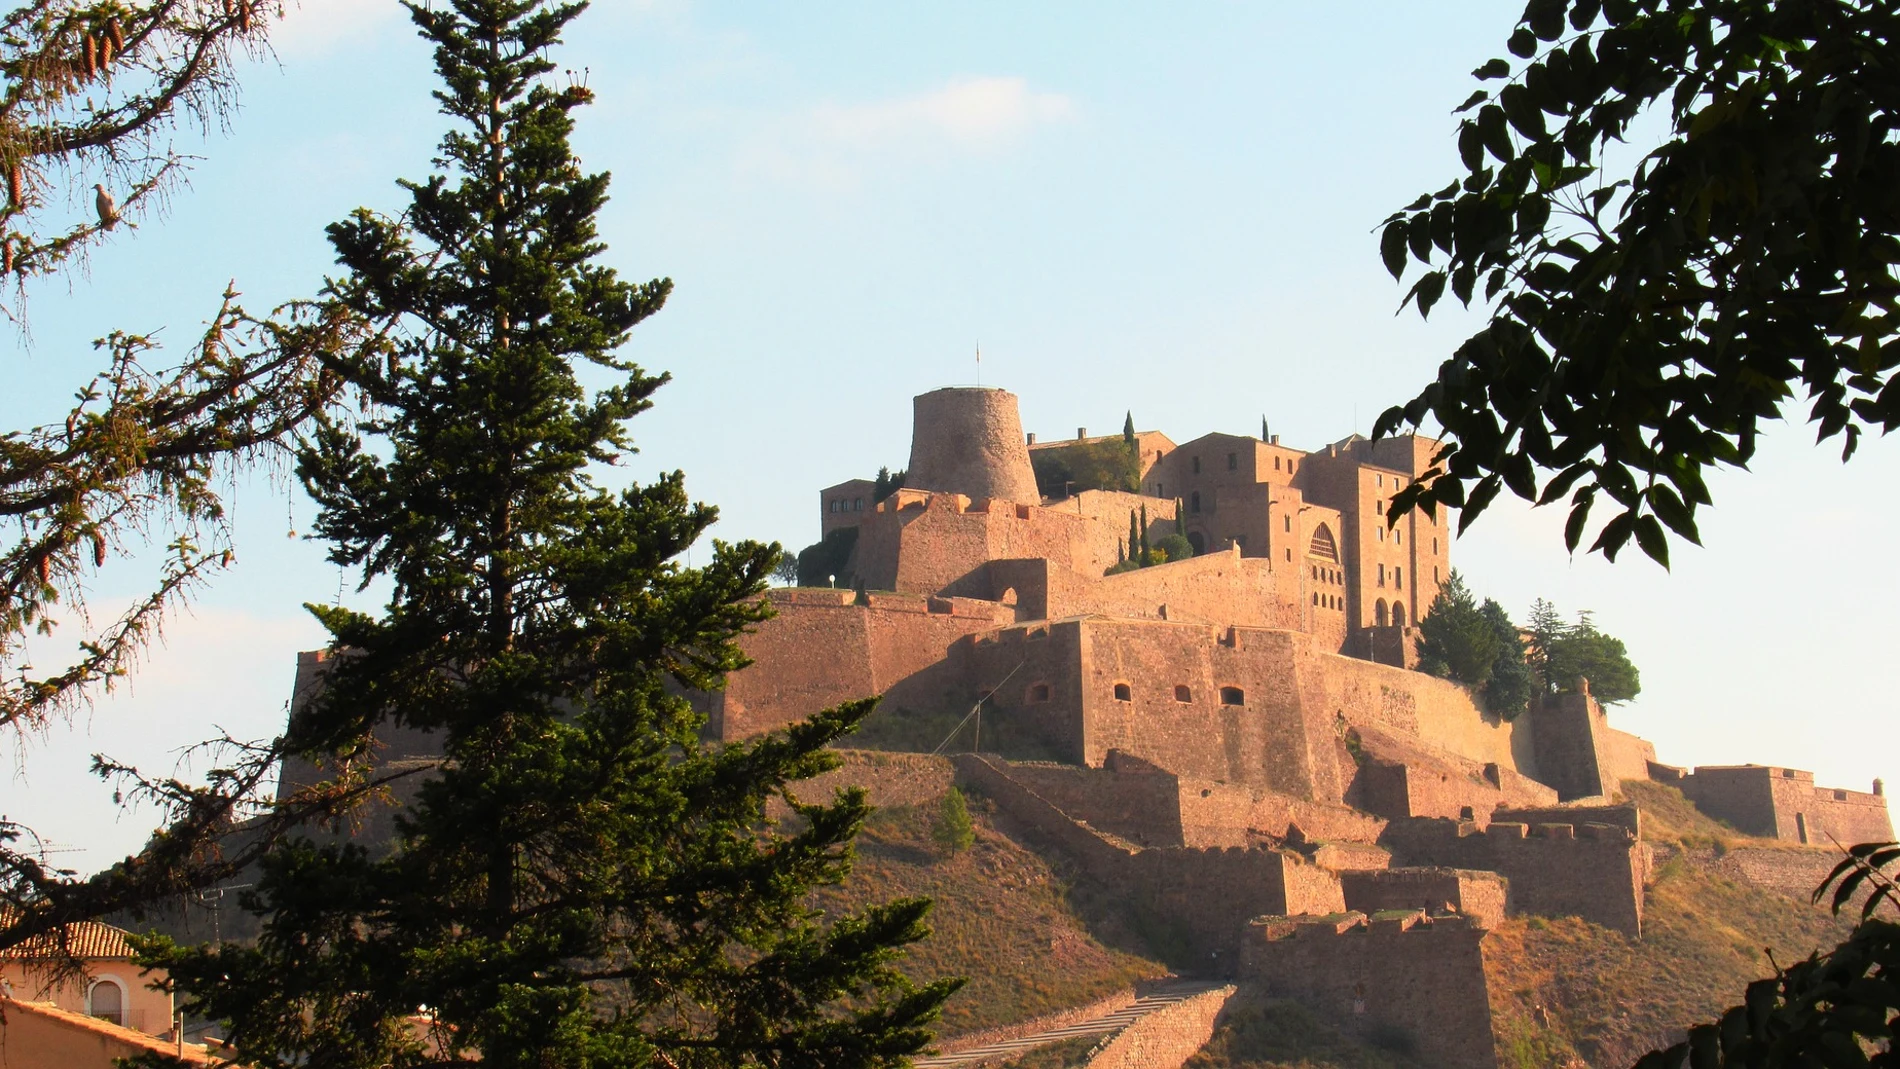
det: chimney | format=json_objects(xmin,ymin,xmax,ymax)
[
  {"xmin": 1077, "ymin": 427, "xmax": 1087, "ymax": 440},
  {"xmin": 1876, "ymin": 778, "xmax": 1885, "ymax": 797},
  {"xmin": 1026, "ymin": 432, "xmax": 1036, "ymax": 445},
  {"xmin": 1270, "ymin": 434, "xmax": 1281, "ymax": 445}
]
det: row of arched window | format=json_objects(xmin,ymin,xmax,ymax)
[
  {"xmin": 1374, "ymin": 599, "xmax": 1408, "ymax": 627},
  {"xmin": 1313, "ymin": 592, "xmax": 1342, "ymax": 610},
  {"xmin": 828, "ymin": 497, "xmax": 865, "ymax": 514}
]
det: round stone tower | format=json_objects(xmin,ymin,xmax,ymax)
[{"xmin": 905, "ymin": 386, "xmax": 1041, "ymax": 504}]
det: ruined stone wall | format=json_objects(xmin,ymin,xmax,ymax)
[
  {"xmin": 1242, "ymin": 911, "xmax": 1499, "ymax": 1069},
  {"xmin": 906, "ymin": 387, "xmax": 1040, "ymax": 504},
  {"xmin": 783, "ymin": 750, "xmax": 957, "ymax": 810},
  {"xmin": 1046, "ymin": 488, "xmax": 1177, "ymax": 570},
  {"xmin": 1340, "ymin": 868, "xmax": 1508, "ymax": 930},
  {"xmin": 1347, "ymin": 725, "xmax": 1558, "ymax": 824},
  {"xmin": 1493, "ymin": 804, "xmax": 1642, "ymax": 837},
  {"xmin": 1383, "ymin": 818, "xmax": 1648, "ymax": 936}
]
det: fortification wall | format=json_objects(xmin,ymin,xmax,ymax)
[
  {"xmin": 906, "ymin": 387, "xmax": 1040, "ymax": 504},
  {"xmin": 1312, "ymin": 646, "xmax": 1535, "ymax": 776},
  {"xmin": 1676, "ymin": 766, "xmax": 1894, "ymax": 844},
  {"xmin": 1382, "ymin": 818, "xmax": 1649, "ymax": 935},
  {"xmin": 992, "ymin": 755, "xmax": 1187, "ymax": 847},
  {"xmin": 955, "ymin": 754, "xmax": 1345, "ymax": 957},
  {"xmin": 1242, "ymin": 911, "xmax": 1499, "ymax": 1069},
  {"xmin": 1339, "ymin": 868, "xmax": 1508, "ymax": 930},
  {"xmin": 1493, "ymin": 804, "xmax": 1642, "ymax": 837},
  {"xmin": 1072, "ymin": 623, "xmax": 1342, "ymax": 802},
  {"xmin": 1174, "ymin": 778, "xmax": 1388, "ymax": 848},
  {"xmin": 1081, "ymin": 984, "xmax": 1237, "ymax": 1069},
  {"xmin": 1047, "ymin": 488, "xmax": 1178, "ymax": 574},
  {"xmin": 1527, "ymin": 690, "xmax": 1655, "ymax": 802},
  {"xmin": 713, "ymin": 593, "xmax": 1006, "ymax": 741},
  {"xmin": 1050, "ymin": 547, "xmax": 1303, "ymax": 630},
  {"xmin": 1347, "ymin": 726, "xmax": 1557, "ymax": 823}
]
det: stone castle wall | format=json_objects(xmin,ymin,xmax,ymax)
[
  {"xmin": 1242, "ymin": 911, "xmax": 1499, "ymax": 1069},
  {"xmin": 1667, "ymin": 764, "xmax": 1895, "ymax": 844},
  {"xmin": 1382, "ymin": 818, "xmax": 1649, "ymax": 936},
  {"xmin": 1339, "ymin": 867, "xmax": 1508, "ymax": 930}
]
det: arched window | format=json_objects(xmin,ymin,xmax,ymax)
[
  {"xmin": 1375, "ymin": 600, "xmax": 1388, "ymax": 626},
  {"xmin": 1186, "ymin": 531, "xmax": 1206, "ymax": 554},
  {"xmin": 1027, "ymin": 682, "xmax": 1051, "ymax": 704},
  {"xmin": 854, "ymin": 497, "xmax": 864, "ymax": 511},
  {"xmin": 1308, "ymin": 524, "xmax": 1339, "ymax": 563},
  {"xmin": 1174, "ymin": 684, "xmax": 1192, "ymax": 703},
  {"xmin": 1113, "ymin": 682, "xmax": 1132, "ymax": 701},
  {"xmin": 1190, "ymin": 491, "xmax": 1202, "ymax": 513},
  {"xmin": 88, "ymin": 978, "xmax": 124, "ymax": 1025},
  {"xmin": 1392, "ymin": 604, "xmax": 1406, "ymax": 627},
  {"xmin": 1312, "ymin": 592, "xmax": 1318, "ymax": 606},
  {"xmin": 1220, "ymin": 686, "xmax": 1245, "ymax": 706},
  {"xmin": 828, "ymin": 500, "xmax": 838, "ymax": 513},
  {"xmin": 1275, "ymin": 457, "xmax": 1282, "ymax": 471}
]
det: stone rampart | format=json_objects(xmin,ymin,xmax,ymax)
[
  {"xmin": 1493, "ymin": 803, "xmax": 1642, "ymax": 838},
  {"xmin": 1527, "ymin": 690, "xmax": 1656, "ymax": 802},
  {"xmin": 1674, "ymin": 765, "xmax": 1894, "ymax": 845},
  {"xmin": 1381, "ymin": 818, "xmax": 1648, "ymax": 936},
  {"xmin": 1080, "ymin": 984, "xmax": 1238, "ymax": 1069},
  {"xmin": 1348, "ymin": 725, "xmax": 1557, "ymax": 823},
  {"xmin": 1339, "ymin": 868, "xmax": 1507, "ymax": 930},
  {"xmin": 1242, "ymin": 910, "xmax": 1499, "ymax": 1069},
  {"xmin": 956, "ymin": 754, "xmax": 1346, "ymax": 957}
]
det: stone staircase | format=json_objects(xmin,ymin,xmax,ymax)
[{"xmin": 914, "ymin": 978, "xmax": 1226, "ymax": 1068}]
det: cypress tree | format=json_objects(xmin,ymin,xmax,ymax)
[
  {"xmin": 1261, "ymin": 415, "xmax": 1270, "ymax": 442},
  {"xmin": 141, "ymin": 3, "xmax": 956, "ymax": 1066},
  {"xmin": 1128, "ymin": 510, "xmax": 1140, "ymax": 563},
  {"xmin": 1122, "ymin": 410, "xmax": 1136, "ymax": 447},
  {"xmin": 1139, "ymin": 504, "xmax": 1151, "ymax": 565}
]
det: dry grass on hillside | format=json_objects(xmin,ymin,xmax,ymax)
[
  {"xmin": 811, "ymin": 792, "xmax": 1166, "ymax": 1037},
  {"xmin": 1483, "ymin": 782, "xmax": 1859, "ymax": 1069},
  {"xmin": 1183, "ymin": 991, "xmax": 1425, "ymax": 1069}
]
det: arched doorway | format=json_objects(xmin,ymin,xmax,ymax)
[
  {"xmin": 1186, "ymin": 531, "xmax": 1206, "ymax": 555},
  {"xmin": 1392, "ymin": 603, "xmax": 1406, "ymax": 627},
  {"xmin": 1375, "ymin": 599, "xmax": 1388, "ymax": 627}
]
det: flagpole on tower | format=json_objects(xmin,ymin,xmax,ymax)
[{"xmin": 975, "ymin": 341, "xmax": 982, "ymax": 386}]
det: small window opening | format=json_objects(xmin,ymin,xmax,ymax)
[
  {"xmin": 1395, "ymin": 529, "xmax": 1402, "ymax": 545},
  {"xmin": 1220, "ymin": 686, "xmax": 1245, "ymax": 706},
  {"xmin": 1192, "ymin": 456, "xmax": 1202, "ymax": 474},
  {"xmin": 1377, "ymin": 527, "xmax": 1385, "ymax": 542},
  {"xmin": 1027, "ymin": 682, "xmax": 1052, "ymax": 704},
  {"xmin": 1113, "ymin": 682, "xmax": 1132, "ymax": 701},
  {"xmin": 854, "ymin": 497, "xmax": 863, "ymax": 512},
  {"xmin": 1275, "ymin": 457, "xmax": 1282, "ymax": 471},
  {"xmin": 1174, "ymin": 684, "xmax": 1193, "ymax": 703},
  {"xmin": 1190, "ymin": 491, "xmax": 1202, "ymax": 513},
  {"xmin": 1284, "ymin": 515, "xmax": 1291, "ymax": 532},
  {"xmin": 1377, "ymin": 564, "xmax": 1386, "ymax": 586},
  {"xmin": 1394, "ymin": 567, "xmax": 1402, "ymax": 589},
  {"xmin": 1227, "ymin": 452, "xmax": 1237, "ymax": 471}
]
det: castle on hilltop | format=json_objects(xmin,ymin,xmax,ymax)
[{"xmin": 271, "ymin": 384, "xmax": 1894, "ymax": 1067}]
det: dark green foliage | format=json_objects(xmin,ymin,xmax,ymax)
[
  {"xmin": 1416, "ymin": 572, "xmax": 1498, "ymax": 685},
  {"xmin": 1261, "ymin": 415, "xmax": 1269, "ymax": 443},
  {"xmin": 1480, "ymin": 600, "xmax": 1534, "ymax": 720},
  {"xmin": 1031, "ymin": 437, "xmax": 1140, "ymax": 498},
  {"xmin": 933, "ymin": 787, "xmax": 974, "ymax": 855},
  {"xmin": 1152, "ymin": 532, "xmax": 1194, "ymax": 563},
  {"xmin": 872, "ymin": 466, "xmax": 906, "ymax": 503},
  {"xmin": 1526, "ymin": 599, "xmax": 1641, "ymax": 704},
  {"xmin": 772, "ymin": 548, "xmax": 800, "ymax": 585},
  {"xmin": 1416, "ymin": 572, "xmax": 1532, "ymax": 719},
  {"xmin": 1376, "ymin": 0, "xmax": 1900, "ymax": 567},
  {"xmin": 1122, "ymin": 411, "xmax": 1136, "ymax": 447},
  {"xmin": 797, "ymin": 526, "xmax": 859, "ymax": 588},
  {"xmin": 132, "ymin": 3, "xmax": 955, "ymax": 1066},
  {"xmin": 1128, "ymin": 511, "xmax": 1140, "ymax": 562},
  {"xmin": 1139, "ymin": 505, "xmax": 1150, "ymax": 561}
]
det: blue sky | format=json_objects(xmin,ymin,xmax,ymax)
[{"xmin": 8, "ymin": 0, "xmax": 1898, "ymax": 871}]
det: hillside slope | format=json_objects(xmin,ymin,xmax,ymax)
[
  {"xmin": 808, "ymin": 755, "xmax": 1167, "ymax": 1037},
  {"xmin": 1482, "ymin": 781, "xmax": 1858, "ymax": 1068}
]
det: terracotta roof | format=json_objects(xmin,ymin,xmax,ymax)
[
  {"xmin": 0, "ymin": 918, "xmax": 137, "ymax": 960},
  {"xmin": 0, "ymin": 997, "xmax": 221, "ymax": 1065}
]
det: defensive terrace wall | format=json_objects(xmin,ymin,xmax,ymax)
[{"xmin": 1242, "ymin": 910, "xmax": 1500, "ymax": 1069}]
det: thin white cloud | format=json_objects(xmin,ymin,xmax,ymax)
[
  {"xmin": 741, "ymin": 76, "xmax": 1075, "ymax": 190},
  {"xmin": 814, "ymin": 76, "xmax": 1073, "ymax": 148},
  {"xmin": 269, "ymin": 0, "xmax": 405, "ymax": 60}
]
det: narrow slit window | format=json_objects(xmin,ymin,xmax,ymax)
[
  {"xmin": 1113, "ymin": 682, "xmax": 1132, "ymax": 701},
  {"xmin": 1174, "ymin": 684, "xmax": 1193, "ymax": 703}
]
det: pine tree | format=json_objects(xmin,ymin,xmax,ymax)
[
  {"xmin": 1525, "ymin": 597, "xmax": 1568, "ymax": 694},
  {"xmin": 933, "ymin": 788, "xmax": 975, "ymax": 855},
  {"xmin": 140, "ymin": 3, "xmax": 957, "ymax": 1066}
]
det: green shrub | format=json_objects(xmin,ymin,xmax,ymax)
[{"xmin": 934, "ymin": 787, "xmax": 975, "ymax": 854}]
